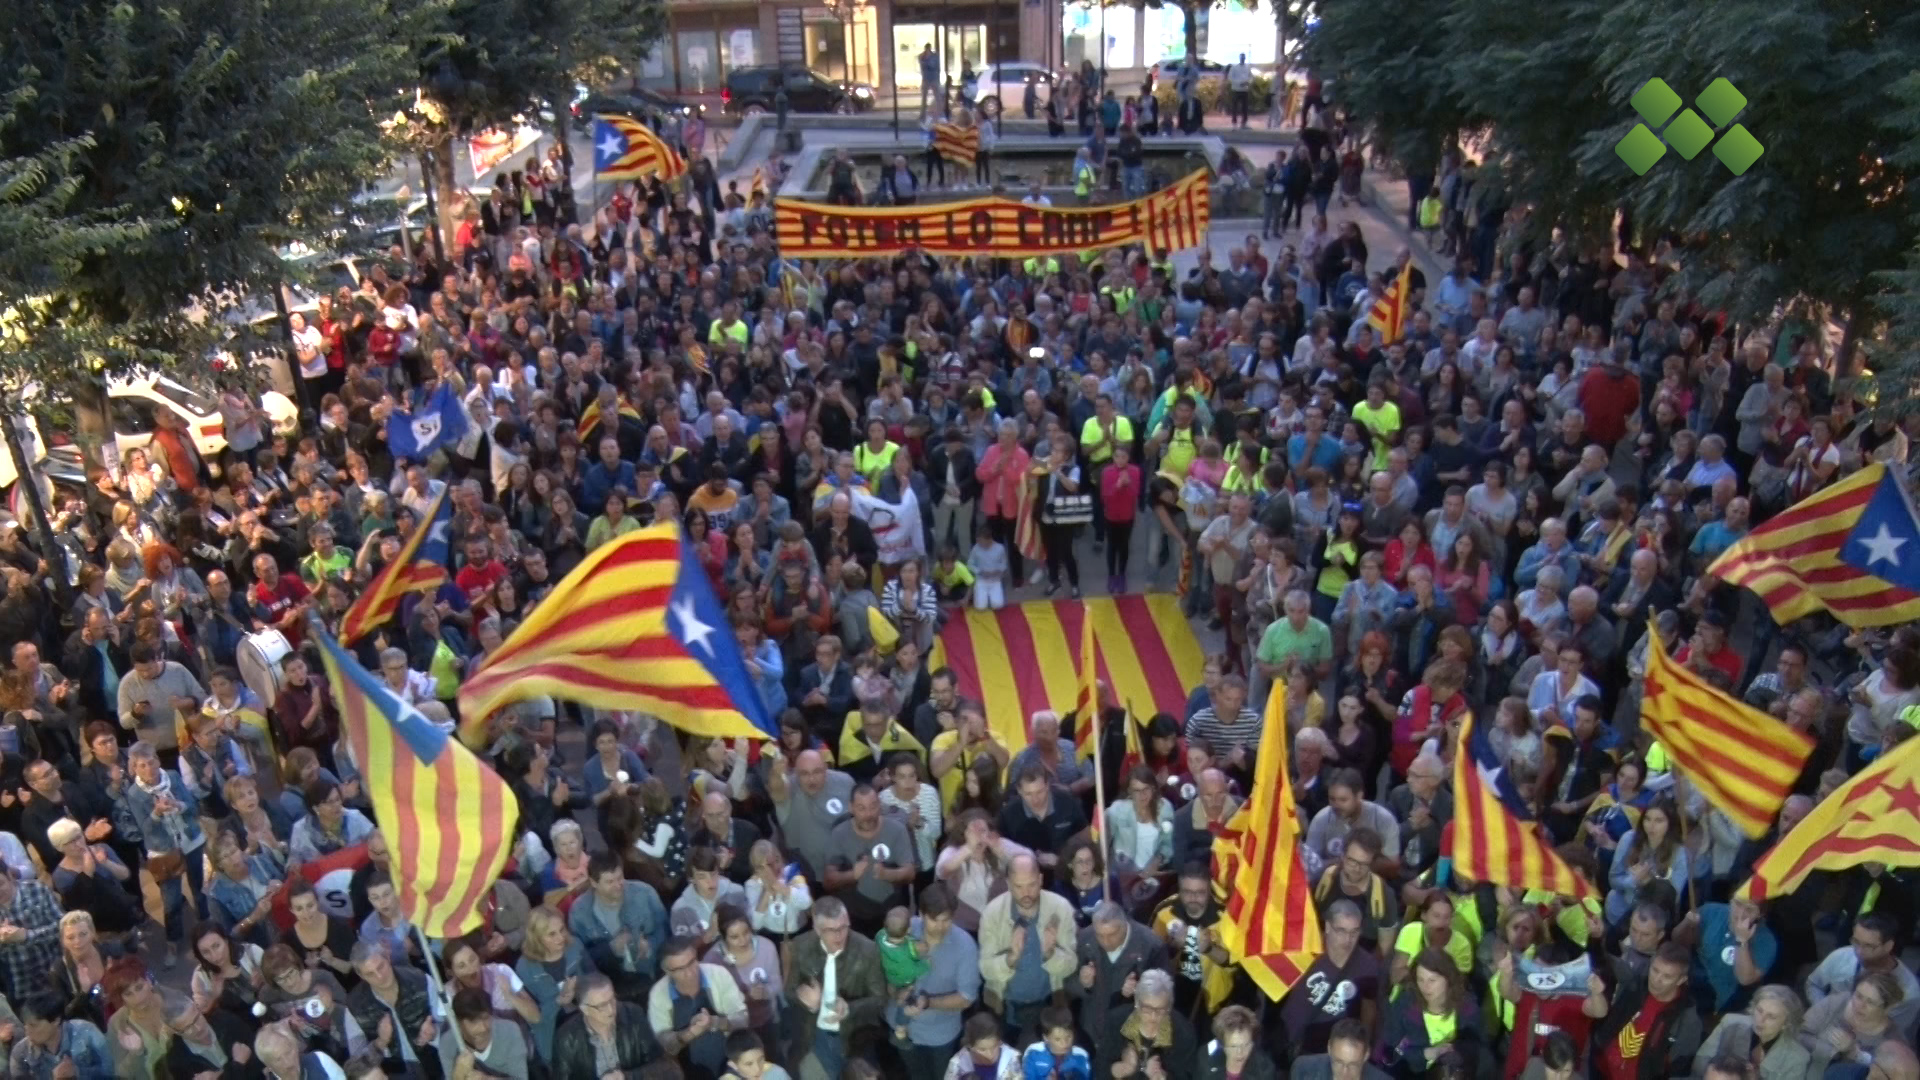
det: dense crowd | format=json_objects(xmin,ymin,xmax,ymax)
[{"xmin": 0, "ymin": 100, "xmax": 1918, "ymax": 1080}]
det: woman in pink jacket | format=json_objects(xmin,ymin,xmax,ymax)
[{"xmin": 975, "ymin": 419, "xmax": 1033, "ymax": 587}]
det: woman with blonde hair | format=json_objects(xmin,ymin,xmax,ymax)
[
  {"xmin": 514, "ymin": 904, "xmax": 599, "ymax": 1060},
  {"xmin": 1696, "ymin": 984, "xmax": 1818, "ymax": 1079}
]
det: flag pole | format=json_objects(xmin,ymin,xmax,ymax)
[{"xmin": 1088, "ymin": 627, "xmax": 1112, "ymax": 878}]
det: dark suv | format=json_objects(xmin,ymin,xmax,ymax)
[{"xmin": 723, "ymin": 65, "xmax": 875, "ymax": 116}]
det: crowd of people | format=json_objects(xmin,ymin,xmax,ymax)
[{"xmin": 0, "ymin": 79, "xmax": 1918, "ymax": 1080}]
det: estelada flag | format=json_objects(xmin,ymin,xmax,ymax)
[
  {"xmin": 339, "ymin": 484, "xmax": 452, "ymax": 644},
  {"xmin": 1212, "ymin": 677, "xmax": 1323, "ymax": 998},
  {"xmin": 458, "ymin": 523, "xmax": 779, "ymax": 743},
  {"xmin": 1741, "ymin": 734, "xmax": 1920, "ymax": 902},
  {"xmin": 1072, "ymin": 602, "xmax": 1101, "ymax": 760},
  {"xmin": 593, "ymin": 114, "xmax": 689, "ymax": 183},
  {"xmin": 1365, "ymin": 260, "xmax": 1414, "ymax": 344},
  {"xmin": 1642, "ymin": 623, "xmax": 1813, "ymax": 837},
  {"xmin": 1709, "ymin": 462, "xmax": 1920, "ymax": 628},
  {"xmin": 1449, "ymin": 710, "xmax": 1596, "ymax": 900},
  {"xmin": 312, "ymin": 619, "xmax": 518, "ymax": 937}
]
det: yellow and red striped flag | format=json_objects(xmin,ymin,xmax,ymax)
[
  {"xmin": 457, "ymin": 523, "xmax": 778, "ymax": 744},
  {"xmin": 1073, "ymin": 602, "xmax": 1101, "ymax": 760},
  {"xmin": 1708, "ymin": 462, "xmax": 1920, "ymax": 628},
  {"xmin": 1449, "ymin": 709, "xmax": 1596, "ymax": 900},
  {"xmin": 932, "ymin": 122, "xmax": 979, "ymax": 168},
  {"xmin": 310, "ymin": 620, "xmax": 517, "ymax": 937},
  {"xmin": 593, "ymin": 113, "xmax": 688, "ymax": 183},
  {"xmin": 1013, "ymin": 465, "xmax": 1046, "ymax": 569},
  {"xmin": 1642, "ymin": 623, "xmax": 1814, "ymax": 838},
  {"xmin": 338, "ymin": 485, "xmax": 451, "ymax": 644},
  {"xmin": 575, "ymin": 396, "xmax": 646, "ymax": 442},
  {"xmin": 1212, "ymin": 677, "xmax": 1322, "ymax": 998},
  {"xmin": 1740, "ymin": 735, "xmax": 1920, "ymax": 902},
  {"xmin": 1365, "ymin": 260, "xmax": 1413, "ymax": 345},
  {"xmin": 928, "ymin": 596, "xmax": 1204, "ymax": 756}
]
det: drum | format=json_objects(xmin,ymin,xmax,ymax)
[{"xmin": 237, "ymin": 629, "xmax": 293, "ymax": 707}]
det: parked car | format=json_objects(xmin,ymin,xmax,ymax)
[
  {"xmin": 106, "ymin": 373, "xmax": 299, "ymax": 467},
  {"xmin": 722, "ymin": 66, "xmax": 875, "ymax": 116},
  {"xmin": 1152, "ymin": 57, "xmax": 1229, "ymax": 84},
  {"xmin": 575, "ymin": 84, "xmax": 704, "ymax": 128},
  {"xmin": 973, "ymin": 62, "xmax": 1057, "ymax": 114}
]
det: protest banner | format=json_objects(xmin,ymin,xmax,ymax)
[{"xmin": 775, "ymin": 168, "xmax": 1211, "ymax": 258}]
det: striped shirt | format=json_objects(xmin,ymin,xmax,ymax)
[{"xmin": 1184, "ymin": 706, "xmax": 1263, "ymax": 758}]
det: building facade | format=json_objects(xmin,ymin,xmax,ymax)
[{"xmin": 634, "ymin": 0, "xmax": 1285, "ymax": 97}]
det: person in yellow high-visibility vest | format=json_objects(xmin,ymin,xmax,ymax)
[
  {"xmin": 1073, "ymin": 147, "xmax": 1098, "ymax": 204},
  {"xmin": 854, "ymin": 418, "xmax": 900, "ymax": 482},
  {"xmin": 706, "ymin": 298, "xmax": 750, "ymax": 349},
  {"xmin": 1149, "ymin": 395, "xmax": 1202, "ymax": 482},
  {"xmin": 1078, "ymin": 394, "xmax": 1134, "ymax": 550}
]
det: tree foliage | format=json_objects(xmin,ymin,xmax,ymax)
[
  {"xmin": 1308, "ymin": 0, "xmax": 1920, "ymax": 345},
  {"xmin": 0, "ymin": 0, "xmax": 413, "ymax": 397},
  {"xmin": 0, "ymin": 83, "xmax": 169, "ymax": 401},
  {"xmin": 404, "ymin": 0, "xmax": 668, "ymax": 251}
]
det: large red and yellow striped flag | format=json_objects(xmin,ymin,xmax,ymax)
[
  {"xmin": 1642, "ymin": 624, "xmax": 1813, "ymax": 838},
  {"xmin": 929, "ymin": 596, "xmax": 1204, "ymax": 754},
  {"xmin": 457, "ymin": 523, "xmax": 778, "ymax": 744},
  {"xmin": 1450, "ymin": 709, "xmax": 1596, "ymax": 900},
  {"xmin": 1365, "ymin": 260, "xmax": 1413, "ymax": 345},
  {"xmin": 1741, "ymin": 734, "xmax": 1920, "ymax": 902},
  {"xmin": 1213, "ymin": 677, "xmax": 1322, "ymax": 998},
  {"xmin": 932, "ymin": 122, "xmax": 979, "ymax": 168},
  {"xmin": 310, "ymin": 620, "xmax": 516, "ymax": 937},
  {"xmin": 594, "ymin": 113, "xmax": 689, "ymax": 183},
  {"xmin": 1708, "ymin": 463, "xmax": 1920, "ymax": 628}
]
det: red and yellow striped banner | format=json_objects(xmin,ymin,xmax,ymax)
[
  {"xmin": 775, "ymin": 169, "xmax": 1211, "ymax": 258},
  {"xmin": 932, "ymin": 122, "xmax": 979, "ymax": 168},
  {"xmin": 929, "ymin": 595, "xmax": 1204, "ymax": 754}
]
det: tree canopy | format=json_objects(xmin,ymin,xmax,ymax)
[
  {"xmin": 1307, "ymin": 0, "xmax": 1920, "ymax": 375},
  {"xmin": 0, "ymin": 0, "xmax": 413, "ymax": 398}
]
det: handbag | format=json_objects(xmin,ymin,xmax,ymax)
[{"xmin": 147, "ymin": 850, "xmax": 186, "ymax": 883}]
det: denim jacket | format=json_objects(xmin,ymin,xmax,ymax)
[
  {"xmin": 567, "ymin": 881, "xmax": 668, "ymax": 981},
  {"xmin": 117, "ymin": 772, "xmax": 205, "ymax": 856}
]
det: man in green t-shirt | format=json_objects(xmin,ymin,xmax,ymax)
[{"xmin": 1255, "ymin": 589, "xmax": 1333, "ymax": 685}]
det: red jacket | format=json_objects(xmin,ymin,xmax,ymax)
[{"xmin": 1577, "ymin": 365, "xmax": 1642, "ymax": 448}]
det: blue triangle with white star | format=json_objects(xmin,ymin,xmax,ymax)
[{"xmin": 1841, "ymin": 469, "xmax": 1920, "ymax": 592}]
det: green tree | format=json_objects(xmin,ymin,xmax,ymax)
[
  {"xmin": 1309, "ymin": 0, "xmax": 1920, "ymax": 357},
  {"xmin": 0, "ymin": 83, "xmax": 169, "ymax": 427},
  {"xmin": 403, "ymin": 0, "xmax": 668, "ymax": 252},
  {"xmin": 0, "ymin": 0, "xmax": 411, "ymax": 414}
]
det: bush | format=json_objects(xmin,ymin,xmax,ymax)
[{"xmin": 1151, "ymin": 74, "xmax": 1276, "ymax": 114}]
